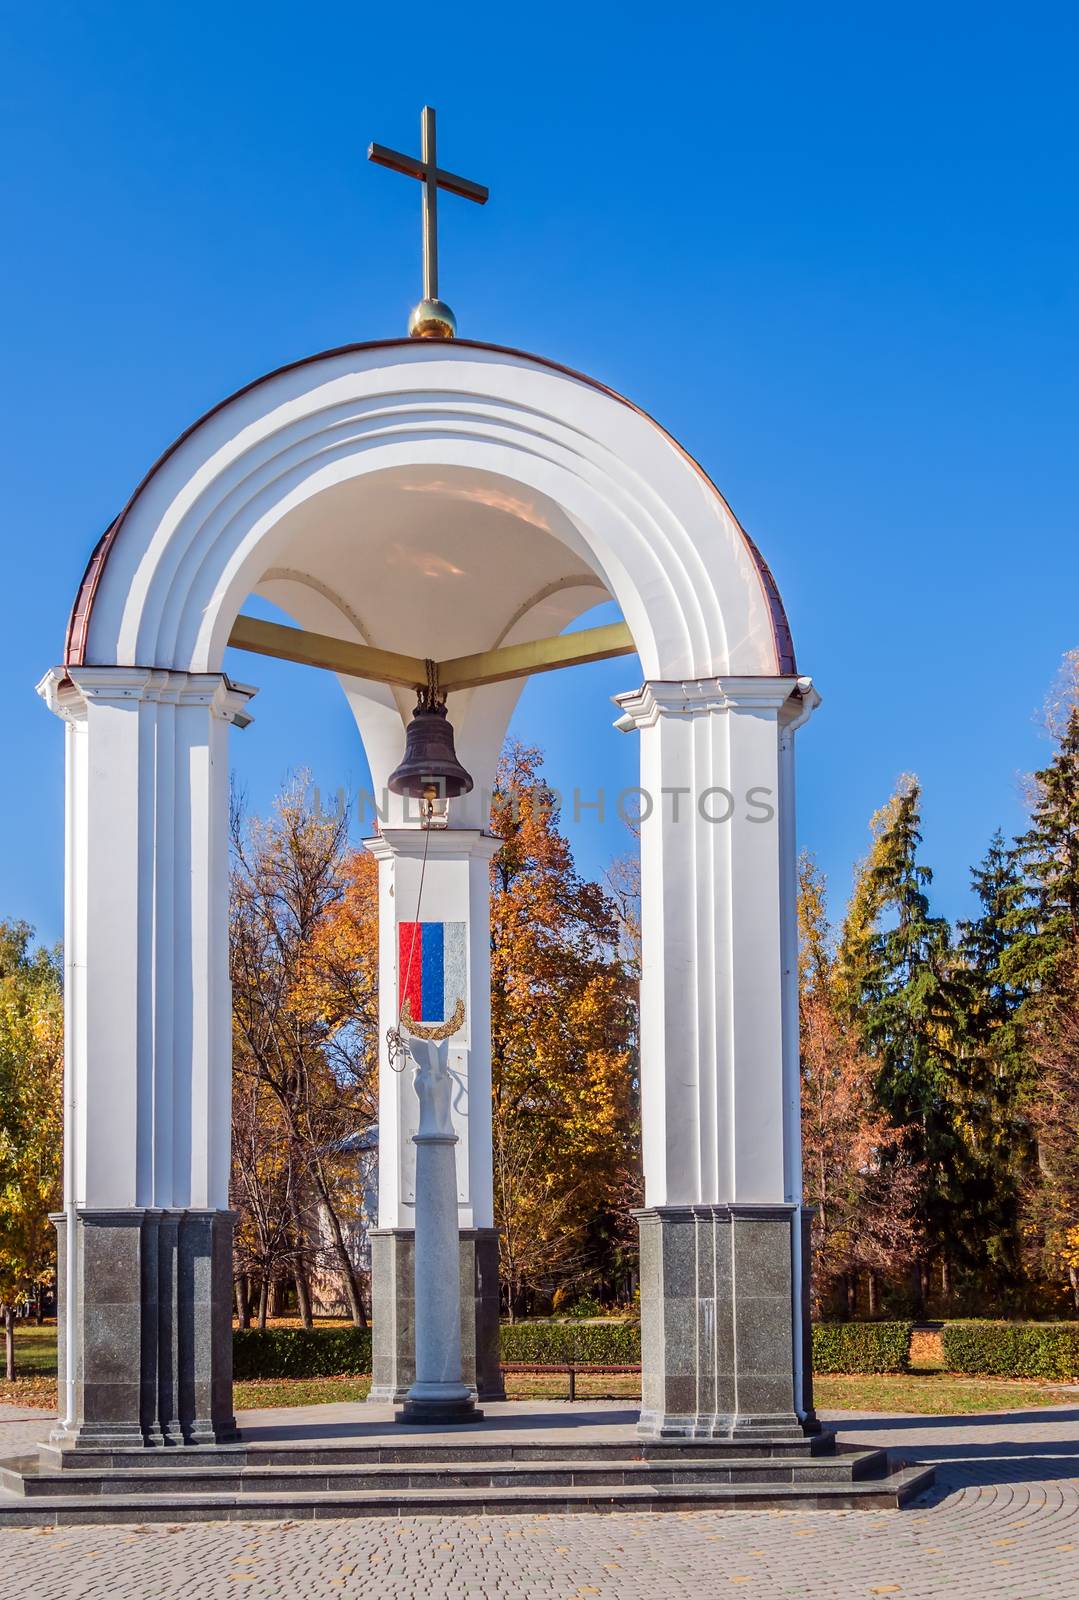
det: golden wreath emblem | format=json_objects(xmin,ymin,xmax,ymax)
[{"xmin": 399, "ymin": 996, "xmax": 465, "ymax": 1041}]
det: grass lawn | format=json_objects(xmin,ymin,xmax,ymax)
[
  {"xmin": 224, "ymin": 1371, "xmax": 1079, "ymax": 1414},
  {"xmin": 235, "ymin": 1377, "xmax": 372, "ymax": 1409},
  {"xmin": 239, "ymin": 1371, "xmax": 1078, "ymax": 1414},
  {"xmin": 233, "ymin": 1371, "xmax": 647, "ymax": 1409},
  {"xmin": 0, "ymin": 1324, "xmax": 60, "ymax": 1410},
  {"xmin": 813, "ymin": 1371, "xmax": 1078, "ymax": 1414},
  {"xmin": 4, "ymin": 1323, "xmax": 1075, "ymax": 1415},
  {"xmin": 3, "ymin": 1324, "xmax": 58, "ymax": 1376}
]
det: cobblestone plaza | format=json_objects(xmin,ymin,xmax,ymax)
[{"xmin": 0, "ymin": 1402, "xmax": 1075, "ymax": 1598}]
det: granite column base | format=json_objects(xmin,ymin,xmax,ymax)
[
  {"xmin": 51, "ymin": 1208, "xmax": 239, "ymax": 1451},
  {"xmin": 368, "ymin": 1227, "xmax": 505, "ymax": 1403},
  {"xmin": 635, "ymin": 1204, "xmax": 818, "ymax": 1441}
]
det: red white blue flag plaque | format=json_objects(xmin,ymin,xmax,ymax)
[{"xmin": 398, "ymin": 920, "xmax": 467, "ymax": 1026}]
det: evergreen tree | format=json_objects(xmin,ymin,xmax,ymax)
[
  {"xmin": 856, "ymin": 781, "xmax": 972, "ymax": 1299},
  {"xmin": 832, "ymin": 784, "xmax": 911, "ymax": 1025},
  {"xmin": 860, "ymin": 781, "xmax": 954, "ymax": 1123},
  {"xmin": 1005, "ymin": 680, "xmax": 1079, "ymax": 999},
  {"xmin": 953, "ymin": 831, "xmax": 1037, "ymax": 1286},
  {"xmin": 959, "ymin": 831, "xmax": 1033, "ymax": 1041}
]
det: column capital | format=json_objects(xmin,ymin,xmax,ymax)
[
  {"xmin": 37, "ymin": 665, "xmax": 257, "ymax": 728},
  {"xmin": 612, "ymin": 675, "xmax": 817, "ymax": 732},
  {"xmin": 365, "ymin": 827, "xmax": 502, "ymax": 864}
]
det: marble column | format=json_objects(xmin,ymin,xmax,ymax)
[
  {"xmin": 614, "ymin": 676, "xmax": 820, "ymax": 1440},
  {"xmin": 38, "ymin": 665, "xmax": 254, "ymax": 1449}
]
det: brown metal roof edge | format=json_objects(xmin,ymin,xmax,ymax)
[{"xmin": 63, "ymin": 338, "xmax": 796, "ymax": 675}]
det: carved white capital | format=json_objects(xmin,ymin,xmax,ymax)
[
  {"xmin": 611, "ymin": 675, "xmax": 813, "ymax": 732},
  {"xmin": 37, "ymin": 665, "xmax": 257, "ymax": 728}
]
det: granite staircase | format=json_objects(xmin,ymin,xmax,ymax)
[{"xmin": 0, "ymin": 1430, "xmax": 933, "ymax": 1525}]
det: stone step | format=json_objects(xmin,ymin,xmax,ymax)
[
  {"xmin": 0, "ymin": 1446, "xmax": 890, "ymax": 1499},
  {"xmin": 0, "ymin": 1463, "xmax": 935, "ymax": 1525},
  {"xmin": 35, "ymin": 1434, "xmax": 831, "ymax": 1473}
]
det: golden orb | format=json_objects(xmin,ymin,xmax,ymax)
[{"xmin": 408, "ymin": 297, "xmax": 457, "ymax": 340}]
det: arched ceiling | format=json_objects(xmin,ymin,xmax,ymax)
[
  {"xmin": 250, "ymin": 463, "xmax": 608, "ymax": 665},
  {"xmin": 63, "ymin": 339, "xmax": 795, "ymax": 681}
]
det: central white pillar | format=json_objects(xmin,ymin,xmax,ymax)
[{"xmin": 365, "ymin": 825, "xmax": 504, "ymax": 1402}]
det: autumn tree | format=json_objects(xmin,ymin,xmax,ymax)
[
  {"xmin": 490, "ymin": 743, "xmax": 639, "ymax": 1314},
  {"xmin": 0, "ymin": 923, "xmax": 63, "ymax": 1377},
  {"xmin": 798, "ymin": 856, "xmax": 919, "ymax": 1317},
  {"xmin": 229, "ymin": 781, "xmax": 379, "ymax": 1326},
  {"xmin": 231, "ymin": 1068, "xmax": 310, "ymax": 1328},
  {"xmin": 606, "ymin": 821, "xmax": 642, "ymax": 980}
]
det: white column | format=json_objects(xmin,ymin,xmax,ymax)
[
  {"xmin": 615, "ymin": 675, "xmax": 821, "ymax": 1439},
  {"xmin": 365, "ymin": 827, "xmax": 499, "ymax": 1232},
  {"xmin": 37, "ymin": 666, "xmax": 256, "ymax": 1213},
  {"xmin": 613, "ymin": 676, "xmax": 818, "ymax": 1208}
]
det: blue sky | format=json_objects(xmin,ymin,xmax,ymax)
[{"xmin": 2, "ymin": 2, "xmax": 1077, "ymax": 944}]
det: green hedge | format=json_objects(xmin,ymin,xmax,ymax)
[
  {"xmin": 233, "ymin": 1326, "xmax": 373, "ymax": 1381},
  {"xmin": 499, "ymin": 1322, "xmax": 641, "ymax": 1365},
  {"xmin": 233, "ymin": 1322, "xmax": 643, "ymax": 1379},
  {"xmin": 811, "ymin": 1322, "xmax": 912, "ymax": 1374},
  {"xmin": 233, "ymin": 1318, "xmax": 935, "ymax": 1380},
  {"xmin": 502, "ymin": 1321, "xmax": 914, "ymax": 1374},
  {"xmin": 941, "ymin": 1321, "xmax": 1079, "ymax": 1381}
]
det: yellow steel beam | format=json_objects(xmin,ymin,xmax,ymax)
[
  {"xmin": 227, "ymin": 614, "xmax": 636, "ymax": 692},
  {"xmin": 228, "ymin": 614, "xmax": 428, "ymax": 689},
  {"xmin": 436, "ymin": 621, "xmax": 636, "ymax": 691}
]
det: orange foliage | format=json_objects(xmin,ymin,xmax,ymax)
[{"xmin": 489, "ymin": 743, "xmax": 640, "ymax": 1312}]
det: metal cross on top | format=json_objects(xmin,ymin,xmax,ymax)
[{"xmin": 368, "ymin": 106, "xmax": 488, "ymax": 341}]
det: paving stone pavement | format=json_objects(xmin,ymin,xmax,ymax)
[{"xmin": 0, "ymin": 1402, "xmax": 1075, "ymax": 1599}]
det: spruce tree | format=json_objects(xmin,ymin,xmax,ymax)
[
  {"xmin": 960, "ymin": 830, "xmax": 1032, "ymax": 1039},
  {"xmin": 833, "ymin": 784, "xmax": 910, "ymax": 1023},
  {"xmin": 1005, "ymin": 698, "xmax": 1079, "ymax": 998},
  {"xmin": 857, "ymin": 781, "xmax": 971, "ymax": 1299},
  {"xmin": 953, "ymin": 831, "xmax": 1036, "ymax": 1287},
  {"xmin": 860, "ymin": 782, "xmax": 954, "ymax": 1126}
]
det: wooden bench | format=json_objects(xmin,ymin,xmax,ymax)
[{"xmin": 500, "ymin": 1361, "xmax": 641, "ymax": 1402}]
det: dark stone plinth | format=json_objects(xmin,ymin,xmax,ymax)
[
  {"xmin": 50, "ymin": 1208, "xmax": 238, "ymax": 1451},
  {"xmin": 395, "ymin": 1397, "xmax": 485, "ymax": 1425},
  {"xmin": 635, "ymin": 1204, "xmax": 819, "ymax": 1441},
  {"xmin": 368, "ymin": 1227, "xmax": 505, "ymax": 1404}
]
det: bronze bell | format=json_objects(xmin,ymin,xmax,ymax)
[{"xmin": 388, "ymin": 699, "xmax": 474, "ymax": 800}]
